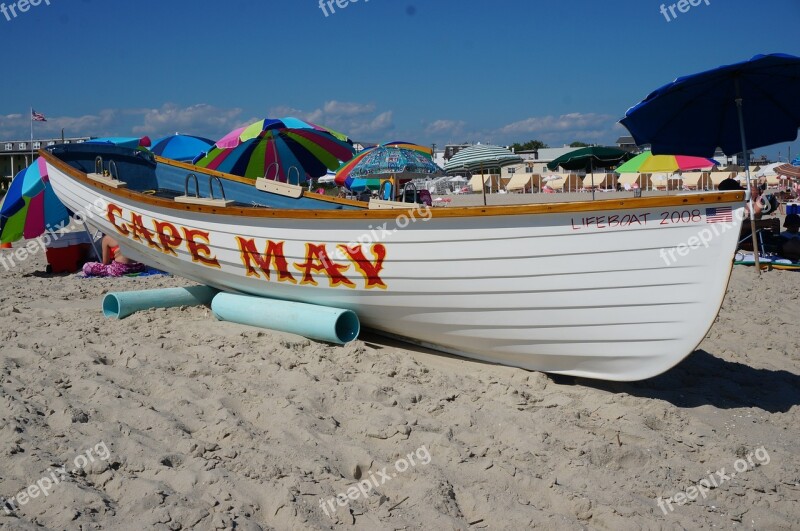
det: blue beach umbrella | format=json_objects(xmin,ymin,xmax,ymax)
[
  {"xmin": 620, "ymin": 53, "xmax": 800, "ymax": 272},
  {"xmin": 620, "ymin": 54, "xmax": 800, "ymax": 157},
  {"xmin": 150, "ymin": 134, "xmax": 215, "ymax": 162},
  {"xmin": 86, "ymin": 136, "xmax": 151, "ymax": 149}
]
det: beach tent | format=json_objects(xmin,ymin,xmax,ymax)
[
  {"xmin": 506, "ymin": 173, "xmax": 542, "ymax": 192},
  {"xmin": 709, "ymin": 171, "xmax": 734, "ymax": 189},
  {"xmin": 697, "ymin": 172, "xmax": 713, "ymax": 190},
  {"xmin": 650, "ymin": 173, "xmax": 670, "ymax": 190},
  {"xmin": 581, "ymin": 173, "xmax": 615, "ymax": 190},
  {"xmin": 616, "ymin": 172, "xmax": 648, "ymax": 190},
  {"xmin": 542, "ymin": 174, "xmax": 566, "ymax": 191},
  {"xmin": 680, "ymin": 172, "xmax": 703, "ymax": 190},
  {"xmin": 468, "ymin": 174, "xmax": 502, "ymax": 192},
  {"xmin": 557, "ymin": 173, "xmax": 583, "ymax": 192}
]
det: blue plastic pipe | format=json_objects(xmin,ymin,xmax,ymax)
[
  {"xmin": 103, "ymin": 286, "xmax": 218, "ymax": 319},
  {"xmin": 211, "ymin": 292, "xmax": 360, "ymax": 344}
]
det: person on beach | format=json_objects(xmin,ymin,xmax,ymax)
[
  {"xmin": 746, "ymin": 183, "xmax": 764, "ymax": 219},
  {"xmin": 779, "ymin": 214, "xmax": 800, "ymax": 261},
  {"xmin": 82, "ymin": 235, "xmax": 145, "ymax": 277},
  {"xmin": 718, "ymin": 177, "xmax": 744, "ymax": 191}
]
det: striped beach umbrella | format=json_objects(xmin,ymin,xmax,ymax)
[
  {"xmin": 615, "ymin": 151, "xmax": 718, "ymax": 173},
  {"xmin": 195, "ymin": 118, "xmax": 355, "ymax": 183},
  {"xmin": 443, "ymin": 144, "xmax": 522, "ymax": 173},
  {"xmin": 775, "ymin": 163, "xmax": 800, "ymax": 178}
]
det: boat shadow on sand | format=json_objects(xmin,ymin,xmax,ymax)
[
  {"xmin": 362, "ymin": 333, "xmax": 799, "ymax": 414},
  {"xmin": 568, "ymin": 349, "xmax": 800, "ymax": 414}
]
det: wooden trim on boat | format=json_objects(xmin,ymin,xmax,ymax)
[
  {"xmin": 154, "ymin": 155, "xmax": 366, "ymax": 208},
  {"xmin": 41, "ymin": 149, "xmax": 746, "ymax": 220}
]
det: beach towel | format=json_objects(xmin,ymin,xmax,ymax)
[
  {"xmin": 734, "ymin": 252, "xmax": 800, "ymax": 271},
  {"xmin": 79, "ymin": 265, "xmax": 168, "ymax": 278},
  {"xmin": 82, "ymin": 260, "xmax": 146, "ymax": 277}
]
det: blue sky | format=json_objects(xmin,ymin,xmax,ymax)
[{"xmin": 1, "ymin": 0, "xmax": 799, "ymax": 160}]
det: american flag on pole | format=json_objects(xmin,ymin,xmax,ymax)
[
  {"xmin": 31, "ymin": 109, "xmax": 47, "ymax": 122},
  {"xmin": 706, "ymin": 206, "xmax": 733, "ymax": 223}
]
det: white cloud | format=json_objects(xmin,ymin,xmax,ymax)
[
  {"xmin": 425, "ymin": 119, "xmax": 467, "ymax": 136},
  {"xmin": 131, "ymin": 103, "xmax": 245, "ymax": 138},
  {"xmin": 497, "ymin": 112, "xmax": 615, "ymax": 136},
  {"xmin": 0, "ymin": 104, "xmax": 251, "ymax": 141},
  {"xmin": 268, "ymin": 100, "xmax": 394, "ymax": 141}
]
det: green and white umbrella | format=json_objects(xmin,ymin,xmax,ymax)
[{"xmin": 443, "ymin": 144, "xmax": 522, "ymax": 173}]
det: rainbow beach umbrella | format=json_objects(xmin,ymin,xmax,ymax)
[
  {"xmin": 194, "ymin": 117, "xmax": 355, "ymax": 183},
  {"xmin": 615, "ymin": 151, "xmax": 719, "ymax": 173},
  {"xmin": 0, "ymin": 158, "xmax": 69, "ymax": 244}
]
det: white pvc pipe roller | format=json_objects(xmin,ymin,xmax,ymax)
[
  {"xmin": 211, "ymin": 292, "xmax": 360, "ymax": 344},
  {"xmin": 103, "ymin": 286, "xmax": 218, "ymax": 319}
]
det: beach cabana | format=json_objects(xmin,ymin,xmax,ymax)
[
  {"xmin": 468, "ymin": 173, "xmax": 502, "ymax": 193},
  {"xmin": 709, "ymin": 171, "xmax": 733, "ymax": 189},
  {"xmin": 506, "ymin": 173, "xmax": 542, "ymax": 192},
  {"xmin": 581, "ymin": 173, "xmax": 615, "ymax": 190},
  {"xmin": 557, "ymin": 173, "xmax": 583, "ymax": 192},
  {"xmin": 542, "ymin": 174, "xmax": 566, "ymax": 191},
  {"xmin": 680, "ymin": 172, "xmax": 702, "ymax": 190},
  {"xmin": 650, "ymin": 173, "xmax": 670, "ymax": 190},
  {"xmin": 697, "ymin": 172, "xmax": 713, "ymax": 190},
  {"xmin": 617, "ymin": 172, "xmax": 648, "ymax": 190}
]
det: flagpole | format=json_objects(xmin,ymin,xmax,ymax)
[{"xmin": 30, "ymin": 106, "xmax": 34, "ymax": 163}]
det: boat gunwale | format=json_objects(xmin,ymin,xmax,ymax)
[{"xmin": 41, "ymin": 149, "xmax": 746, "ymax": 220}]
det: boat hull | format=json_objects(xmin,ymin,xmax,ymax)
[{"xmin": 43, "ymin": 149, "xmax": 745, "ymax": 381}]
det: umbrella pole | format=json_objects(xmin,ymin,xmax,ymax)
[
  {"xmin": 590, "ymin": 160, "xmax": 595, "ymax": 201},
  {"xmin": 735, "ymin": 81, "xmax": 761, "ymax": 276},
  {"xmin": 481, "ymin": 163, "xmax": 487, "ymax": 206},
  {"xmin": 83, "ymin": 224, "xmax": 101, "ymax": 261}
]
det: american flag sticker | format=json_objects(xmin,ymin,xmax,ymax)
[{"xmin": 706, "ymin": 206, "xmax": 733, "ymax": 223}]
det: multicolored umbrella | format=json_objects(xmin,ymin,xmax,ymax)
[
  {"xmin": 615, "ymin": 151, "xmax": 719, "ymax": 173},
  {"xmin": 150, "ymin": 134, "xmax": 215, "ymax": 162},
  {"xmin": 0, "ymin": 158, "xmax": 69, "ymax": 244},
  {"xmin": 334, "ymin": 142, "xmax": 442, "ymax": 191},
  {"xmin": 194, "ymin": 117, "xmax": 355, "ymax": 183}
]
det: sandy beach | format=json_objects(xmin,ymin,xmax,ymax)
[{"xmin": 1, "ymin": 226, "xmax": 799, "ymax": 529}]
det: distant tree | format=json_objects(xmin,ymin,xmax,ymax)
[
  {"xmin": 569, "ymin": 141, "xmax": 591, "ymax": 148},
  {"xmin": 510, "ymin": 140, "xmax": 548, "ymax": 152}
]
